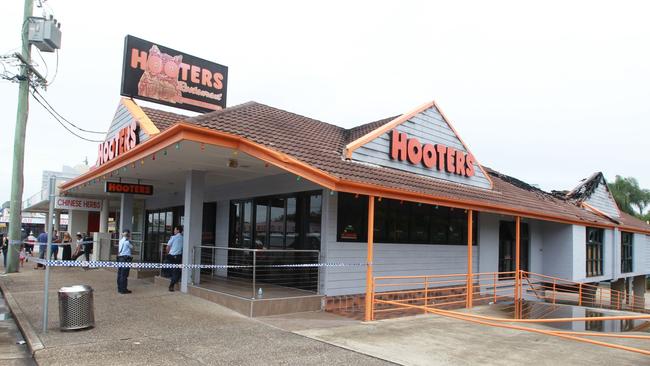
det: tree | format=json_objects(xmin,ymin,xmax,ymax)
[{"xmin": 608, "ymin": 175, "xmax": 650, "ymax": 218}]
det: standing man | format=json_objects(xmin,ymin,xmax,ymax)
[
  {"xmin": 34, "ymin": 231, "xmax": 47, "ymax": 269},
  {"xmin": 116, "ymin": 230, "xmax": 133, "ymax": 294},
  {"xmin": 166, "ymin": 226, "xmax": 183, "ymax": 292}
]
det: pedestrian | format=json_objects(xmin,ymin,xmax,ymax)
[
  {"xmin": 1, "ymin": 233, "xmax": 7, "ymax": 268},
  {"xmin": 116, "ymin": 230, "xmax": 133, "ymax": 294},
  {"xmin": 50, "ymin": 230, "xmax": 59, "ymax": 260},
  {"xmin": 35, "ymin": 231, "xmax": 47, "ymax": 269},
  {"xmin": 18, "ymin": 245, "xmax": 26, "ymax": 267},
  {"xmin": 60, "ymin": 232, "xmax": 73, "ymax": 260},
  {"xmin": 26, "ymin": 231, "xmax": 37, "ymax": 254},
  {"xmin": 72, "ymin": 232, "xmax": 92, "ymax": 262},
  {"xmin": 166, "ymin": 225, "xmax": 183, "ymax": 292}
]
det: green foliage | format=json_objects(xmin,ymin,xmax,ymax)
[{"xmin": 608, "ymin": 175, "xmax": 650, "ymax": 218}]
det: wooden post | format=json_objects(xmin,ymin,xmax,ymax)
[
  {"xmin": 466, "ymin": 209, "xmax": 473, "ymax": 308},
  {"xmin": 364, "ymin": 196, "xmax": 375, "ymax": 322},
  {"xmin": 515, "ymin": 216, "xmax": 521, "ymax": 318}
]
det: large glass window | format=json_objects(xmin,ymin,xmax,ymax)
[
  {"xmin": 621, "ymin": 231, "xmax": 633, "ymax": 273},
  {"xmin": 336, "ymin": 193, "xmax": 477, "ymax": 245},
  {"xmin": 586, "ymin": 227, "xmax": 604, "ymax": 277},
  {"xmin": 229, "ymin": 191, "xmax": 322, "ymax": 250}
]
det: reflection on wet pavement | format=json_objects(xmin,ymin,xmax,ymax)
[
  {"xmin": 0, "ymin": 292, "xmax": 36, "ymax": 365},
  {"xmin": 499, "ymin": 300, "xmax": 650, "ymax": 333}
]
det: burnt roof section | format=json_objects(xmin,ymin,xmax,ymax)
[
  {"xmin": 139, "ymin": 101, "xmax": 637, "ymax": 229},
  {"xmin": 565, "ymin": 172, "xmax": 605, "ymax": 201}
]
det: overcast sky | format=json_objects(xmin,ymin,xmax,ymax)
[{"xmin": 1, "ymin": 1, "xmax": 649, "ymax": 204}]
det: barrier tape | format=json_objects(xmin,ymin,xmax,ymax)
[{"xmin": 30, "ymin": 256, "xmax": 368, "ymax": 269}]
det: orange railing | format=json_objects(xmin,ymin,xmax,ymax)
[
  {"xmin": 519, "ymin": 271, "xmax": 648, "ymax": 313},
  {"xmin": 372, "ymin": 270, "xmax": 648, "ymax": 321},
  {"xmin": 372, "ymin": 271, "xmax": 517, "ymax": 320}
]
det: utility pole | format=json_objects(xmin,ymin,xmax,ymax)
[{"xmin": 6, "ymin": 0, "xmax": 34, "ymax": 273}]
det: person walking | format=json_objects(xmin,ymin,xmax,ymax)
[
  {"xmin": 72, "ymin": 232, "xmax": 92, "ymax": 262},
  {"xmin": 25, "ymin": 231, "xmax": 36, "ymax": 255},
  {"xmin": 116, "ymin": 230, "xmax": 133, "ymax": 294},
  {"xmin": 166, "ymin": 225, "xmax": 183, "ymax": 292},
  {"xmin": 60, "ymin": 232, "xmax": 73, "ymax": 260},
  {"xmin": 35, "ymin": 231, "xmax": 48, "ymax": 269},
  {"xmin": 1, "ymin": 234, "xmax": 7, "ymax": 269}
]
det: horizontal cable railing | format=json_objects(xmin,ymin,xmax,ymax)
[{"xmin": 156, "ymin": 245, "xmax": 320, "ymax": 299}]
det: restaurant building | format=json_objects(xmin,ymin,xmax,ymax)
[{"xmin": 57, "ymin": 96, "xmax": 650, "ymax": 317}]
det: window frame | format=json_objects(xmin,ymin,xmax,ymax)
[
  {"xmin": 585, "ymin": 227, "xmax": 604, "ymax": 277},
  {"xmin": 621, "ymin": 231, "xmax": 633, "ymax": 274}
]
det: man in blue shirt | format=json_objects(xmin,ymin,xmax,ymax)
[
  {"xmin": 166, "ymin": 226, "xmax": 183, "ymax": 292},
  {"xmin": 116, "ymin": 230, "xmax": 133, "ymax": 294},
  {"xmin": 35, "ymin": 231, "xmax": 48, "ymax": 269}
]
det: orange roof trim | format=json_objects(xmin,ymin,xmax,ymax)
[{"xmin": 59, "ymin": 121, "xmax": 650, "ymax": 235}]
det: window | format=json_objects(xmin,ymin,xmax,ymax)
[
  {"xmin": 336, "ymin": 193, "xmax": 478, "ymax": 245},
  {"xmin": 621, "ymin": 231, "xmax": 633, "ymax": 273},
  {"xmin": 337, "ymin": 194, "xmax": 368, "ymax": 242},
  {"xmin": 229, "ymin": 191, "xmax": 322, "ymax": 250},
  {"xmin": 586, "ymin": 227, "xmax": 604, "ymax": 277}
]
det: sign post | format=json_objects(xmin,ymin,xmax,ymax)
[{"xmin": 42, "ymin": 175, "xmax": 55, "ymax": 333}]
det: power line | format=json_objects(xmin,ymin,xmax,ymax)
[
  {"xmin": 32, "ymin": 88, "xmax": 106, "ymax": 134},
  {"xmin": 30, "ymin": 89, "xmax": 104, "ymax": 142}
]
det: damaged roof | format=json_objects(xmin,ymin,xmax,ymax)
[{"xmin": 142, "ymin": 101, "xmax": 635, "ymax": 229}]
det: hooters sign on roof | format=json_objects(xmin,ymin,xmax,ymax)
[{"xmin": 345, "ymin": 101, "xmax": 493, "ymax": 189}]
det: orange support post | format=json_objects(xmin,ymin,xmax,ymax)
[
  {"xmin": 424, "ymin": 277, "xmax": 429, "ymax": 313},
  {"xmin": 364, "ymin": 195, "xmax": 375, "ymax": 322},
  {"xmin": 515, "ymin": 216, "xmax": 521, "ymax": 318},
  {"xmin": 466, "ymin": 209, "xmax": 473, "ymax": 308},
  {"xmin": 493, "ymin": 272, "xmax": 497, "ymax": 303},
  {"xmin": 578, "ymin": 283, "xmax": 583, "ymax": 306},
  {"xmin": 552, "ymin": 280, "xmax": 556, "ymax": 304}
]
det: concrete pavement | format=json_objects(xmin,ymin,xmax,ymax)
[{"xmin": 0, "ymin": 267, "xmax": 392, "ymax": 365}]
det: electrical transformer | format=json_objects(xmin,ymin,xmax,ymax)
[{"xmin": 28, "ymin": 17, "xmax": 62, "ymax": 52}]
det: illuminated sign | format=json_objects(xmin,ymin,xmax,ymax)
[
  {"xmin": 120, "ymin": 35, "xmax": 228, "ymax": 113},
  {"xmin": 96, "ymin": 121, "xmax": 139, "ymax": 166},
  {"xmin": 105, "ymin": 182, "xmax": 154, "ymax": 195},
  {"xmin": 389, "ymin": 130, "xmax": 475, "ymax": 177},
  {"xmin": 54, "ymin": 197, "xmax": 103, "ymax": 212}
]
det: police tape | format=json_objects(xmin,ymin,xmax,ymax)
[{"xmin": 30, "ymin": 257, "xmax": 369, "ymax": 269}]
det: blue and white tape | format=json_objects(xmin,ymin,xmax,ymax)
[{"xmin": 30, "ymin": 257, "xmax": 368, "ymax": 269}]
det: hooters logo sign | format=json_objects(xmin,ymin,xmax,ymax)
[
  {"xmin": 389, "ymin": 130, "xmax": 475, "ymax": 177},
  {"xmin": 96, "ymin": 121, "xmax": 139, "ymax": 166}
]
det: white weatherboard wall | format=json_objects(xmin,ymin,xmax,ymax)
[
  {"xmin": 477, "ymin": 213, "xmax": 544, "ymax": 274},
  {"xmin": 573, "ymin": 226, "xmax": 615, "ymax": 283},
  {"xmin": 646, "ymin": 235, "xmax": 650, "ymax": 273},
  {"xmin": 322, "ymin": 192, "xmax": 478, "ymax": 296},
  {"xmin": 541, "ymin": 221, "xmax": 574, "ymax": 280},
  {"xmin": 105, "ymin": 102, "xmax": 150, "ymax": 145},
  {"xmin": 584, "ymin": 181, "xmax": 620, "ymax": 219},
  {"xmin": 350, "ymin": 106, "xmax": 491, "ymax": 189}
]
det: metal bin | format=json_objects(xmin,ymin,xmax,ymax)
[{"xmin": 58, "ymin": 285, "xmax": 95, "ymax": 330}]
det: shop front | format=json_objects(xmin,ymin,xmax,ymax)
[{"xmin": 52, "ymin": 34, "xmax": 648, "ymax": 318}]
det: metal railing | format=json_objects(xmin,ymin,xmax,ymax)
[
  {"xmin": 520, "ymin": 271, "xmax": 648, "ymax": 313},
  {"xmin": 190, "ymin": 246, "xmax": 320, "ymax": 299},
  {"xmin": 372, "ymin": 270, "xmax": 648, "ymax": 321}
]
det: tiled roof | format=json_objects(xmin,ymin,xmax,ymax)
[
  {"xmin": 142, "ymin": 101, "xmax": 645, "ymax": 229},
  {"xmin": 618, "ymin": 211, "xmax": 650, "ymax": 232},
  {"xmin": 140, "ymin": 107, "xmax": 189, "ymax": 132}
]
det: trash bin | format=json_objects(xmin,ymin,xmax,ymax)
[{"xmin": 58, "ymin": 285, "xmax": 95, "ymax": 331}]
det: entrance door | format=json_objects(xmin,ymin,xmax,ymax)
[{"xmin": 498, "ymin": 221, "xmax": 529, "ymax": 273}]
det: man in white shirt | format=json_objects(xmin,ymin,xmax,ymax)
[
  {"xmin": 166, "ymin": 226, "xmax": 183, "ymax": 292},
  {"xmin": 117, "ymin": 230, "xmax": 134, "ymax": 294}
]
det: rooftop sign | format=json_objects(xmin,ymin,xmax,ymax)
[{"xmin": 120, "ymin": 35, "xmax": 228, "ymax": 113}]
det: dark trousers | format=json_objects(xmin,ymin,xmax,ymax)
[
  {"xmin": 62, "ymin": 245, "xmax": 72, "ymax": 260},
  {"xmin": 37, "ymin": 244, "xmax": 46, "ymax": 268},
  {"xmin": 116, "ymin": 255, "xmax": 132, "ymax": 292},
  {"xmin": 168, "ymin": 254, "xmax": 182, "ymax": 286}
]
